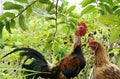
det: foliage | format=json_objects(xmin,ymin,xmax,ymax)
[{"xmin": 0, "ymin": 0, "xmax": 120, "ymax": 79}]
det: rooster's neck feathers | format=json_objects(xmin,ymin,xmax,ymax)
[
  {"xmin": 73, "ymin": 35, "xmax": 81, "ymax": 49},
  {"xmin": 71, "ymin": 35, "xmax": 83, "ymax": 55},
  {"xmin": 94, "ymin": 42, "xmax": 110, "ymax": 67}
]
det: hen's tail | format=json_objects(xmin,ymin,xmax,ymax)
[{"xmin": 1, "ymin": 48, "xmax": 59, "ymax": 79}]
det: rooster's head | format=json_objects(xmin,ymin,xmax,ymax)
[{"xmin": 75, "ymin": 21, "xmax": 87, "ymax": 36}]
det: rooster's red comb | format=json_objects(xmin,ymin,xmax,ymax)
[
  {"xmin": 89, "ymin": 38, "xmax": 95, "ymax": 45},
  {"xmin": 78, "ymin": 21, "xmax": 87, "ymax": 28}
]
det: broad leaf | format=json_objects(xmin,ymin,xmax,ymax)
[
  {"xmin": 112, "ymin": 6, "xmax": 119, "ymax": 11},
  {"xmin": 115, "ymin": 9, "xmax": 120, "ymax": 15},
  {"xmin": 19, "ymin": 15, "xmax": 27, "ymax": 30},
  {"xmin": 103, "ymin": 4, "xmax": 112, "ymax": 14},
  {"xmin": 66, "ymin": 5, "xmax": 76, "ymax": 13},
  {"xmin": 39, "ymin": 0, "xmax": 51, "ymax": 4},
  {"xmin": 3, "ymin": 1, "xmax": 24, "ymax": 10},
  {"xmin": 98, "ymin": 15, "xmax": 120, "ymax": 25},
  {"xmin": 14, "ymin": 0, "xmax": 28, "ymax": 3},
  {"xmin": 46, "ymin": 3, "xmax": 55, "ymax": 12},
  {"xmin": 26, "ymin": 6, "xmax": 32, "ymax": 18},
  {"xmin": 37, "ymin": 2, "xmax": 43, "ymax": 8},
  {"xmin": 81, "ymin": 5, "xmax": 96, "ymax": 16},
  {"xmin": 81, "ymin": 0, "xmax": 95, "ymax": 7},
  {"xmin": 61, "ymin": 25, "xmax": 69, "ymax": 33},
  {"xmin": 10, "ymin": 19, "xmax": 16, "ymax": 28},
  {"xmin": 0, "ymin": 22, "xmax": 4, "ymax": 38},
  {"xmin": 45, "ymin": 17, "xmax": 56, "ymax": 20},
  {"xmin": 0, "ymin": 12, "xmax": 15, "ymax": 21},
  {"xmin": 70, "ymin": 17, "xmax": 78, "ymax": 25},
  {"xmin": 110, "ymin": 26, "xmax": 120, "ymax": 43},
  {"xmin": 117, "ymin": 0, "xmax": 120, "ymax": 3},
  {"xmin": 115, "ymin": 53, "xmax": 120, "ymax": 68},
  {"xmin": 5, "ymin": 21, "xmax": 11, "ymax": 33},
  {"xmin": 52, "ymin": 41, "xmax": 60, "ymax": 53},
  {"xmin": 100, "ymin": 0, "xmax": 113, "ymax": 6},
  {"xmin": 2, "ymin": 12, "xmax": 15, "ymax": 18},
  {"xmin": 45, "ymin": 35, "xmax": 53, "ymax": 50},
  {"xmin": 0, "ymin": 74, "xmax": 4, "ymax": 79},
  {"xmin": 108, "ymin": 48, "xmax": 120, "ymax": 54}
]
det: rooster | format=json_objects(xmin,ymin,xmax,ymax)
[
  {"xmin": 89, "ymin": 38, "xmax": 120, "ymax": 79},
  {"xmin": 1, "ymin": 22, "xmax": 87, "ymax": 79}
]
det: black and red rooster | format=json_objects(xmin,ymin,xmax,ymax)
[{"xmin": 1, "ymin": 22, "xmax": 87, "ymax": 79}]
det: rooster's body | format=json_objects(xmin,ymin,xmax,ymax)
[
  {"xmin": 89, "ymin": 38, "xmax": 120, "ymax": 79},
  {"xmin": 2, "ymin": 22, "xmax": 87, "ymax": 79}
]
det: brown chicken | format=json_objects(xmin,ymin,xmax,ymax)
[
  {"xmin": 2, "ymin": 22, "xmax": 87, "ymax": 79},
  {"xmin": 89, "ymin": 38, "xmax": 120, "ymax": 79}
]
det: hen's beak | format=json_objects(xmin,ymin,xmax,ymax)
[{"xmin": 89, "ymin": 44, "xmax": 97, "ymax": 51}]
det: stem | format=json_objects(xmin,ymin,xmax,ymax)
[
  {"xmin": 95, "ymin": 0, "xmax": 99, "ymax": 14},
  {"xmin": 54, "ymin": 0, "xmax": 59, "ymax": 37},
  {"xmin": 12, "ymin": 0, "xmax": 38, "ymax": 20}
]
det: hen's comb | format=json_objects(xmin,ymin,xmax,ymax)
[
  {"xmin": 89, "ymin": 38, "xmax": 95, "ymax": 45},
  {"xmin": 78, "ymin": 21, "xmax": 87, "ymax": 28}
]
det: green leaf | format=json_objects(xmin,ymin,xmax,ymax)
[
  {"xmin": 10, "ymin": 19, "xmax": 16, "ymax": 28},
  {"xmin": 81, "ymin": 5, "xmax": 96, "ymax": 16},
  {"xmin": 115, "ymin": 9, "xmax": 120, "ymax": 15},
  {"xmin": 110, "ymin": 26, "xmax": 120, "ymax": 43},
  {"xmin": 52, "ymin": 42, "xmax": 60, "ymax": 53},
  {"xmin": 19, "ymin": 15, "xmax": 27, "ymax": 30},
  {"xmin": 5, "ymin": 21, "xmax": 11, "ymax": 33},
  {"xmin": 112, "ymin": 6, "xmax": 119, "ymax": 11},
  {"xmin": 101, "ymin": 0, "xmax": 113, "ymax": 6},
  {"xmin": 2, "ymin": 12, "xmax": 15, "ymax": 18},
  {"xmin": 45, "ymin": 35, "xmax": 53, "ymax": 50},
  {"xmin": 117, "ymin": 0, "xmax": 120, "ymax": 3},
  {"xmin": 46, "ymin": 3, "xmax": 55, "ymax": 12},
  {"xmin": 115, "ymin": 53, "xmax": 120, "ymax": 68},
  {"xmin": 70, "ymin": 18, "xmax": 78, "ymax": 25},
  {"xmin": 37, "ymin": 2, "xmax": 43, "ymax": 8},
  {"xmin": 0, "ymin": 74, "xmax": 4, "ymax": 79},
  {"xmin": 81, "ymin": 0, "xmax": 95, "ymax": 7},
  {"xmin": 66, "ymin": 5, "xmax": 76, "ymax": 13},
  {"xmin": 108, "ymin": 48, "xmax": 120, "ymax": 54},
  {"xmin": 103, "ymin": 4, "xmax": 112, "ymax": 14},
  {"xmin": 98, "ymin": 15, "xmax": 120, "ymax": 25},
  {"xmin": 3, "ymin": 1, "xmax": 24, "ymax": 10},
  {"xmin": 39, "ymin": 0, "xmax": 51, "ymax": 4},
  {"xmin": 61, "ymin": 26, "xmax": 68, "ymax": 33},
  {"xmin": 0, "ymin": 22, "xmax": 4, "ymax": 38},
  {"xmin": 26, "ymin": 6, "xmax": 32, "ymax": 18},
  {"xmin": 0, "ymin": 12, "xmax": 15, "ymax": 21},
  {"xmin": 14, "ymin": 0, "xmax": 28, "ymax": 3},
  {"xmin": 45, "ymin": 17, "xmax": 56, "ymax": 20}
]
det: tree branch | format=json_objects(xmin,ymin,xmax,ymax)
[
  {"xmin": 12, "ymin": 0, "xmax": 39, "ymax": 20},
  {"xmin": 54, "ymin": 0, "xmax": 59, "ymax": 37}
]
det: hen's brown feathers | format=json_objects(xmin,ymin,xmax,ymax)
[
  {"xmin": 94, "ymin": 64, "xmax": 120, "ymax": 79},
  {"xmin": 93, "ymin": 41, "xmax": 109, "ymax": 67},
  {"xmin": 89, "ymin": 40, "xmax": 120, "ymax": 79}
]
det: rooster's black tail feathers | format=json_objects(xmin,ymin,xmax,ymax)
[
  {"xmin": 2, "ymin": 48, "xmax": 45, "ymax": 60},
  {"xmin": 1, "ymin": 47, "xmax": 53, "ymax": 78}
]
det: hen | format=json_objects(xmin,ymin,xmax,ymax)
[
  {"xmin": 89, "ymin": 38, "xmax": 120, "ymax": 79},
  {"xmin": 2, "ymin": 22, "xmax": 87, "ymax": 79}
]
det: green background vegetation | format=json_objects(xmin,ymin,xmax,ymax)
[{"xmin": 0, "ymin": 0, "xmax": 120, "ymax": 79}]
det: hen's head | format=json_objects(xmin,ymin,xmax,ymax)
[
  {"xmin": 89, "ymin": 38, "xmax": 99, "ymax": 51},
  {"xmin": 75, "ymin": 21, "xmax": 87, "ymax": 36}
]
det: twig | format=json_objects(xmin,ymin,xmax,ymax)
[
  {"xmin": 12, "ymin": 0, "xmax": 39, "ymax": 20},
  {"xmin": 54, "ymin": 0, "xmax": 59, "ymax": 37}
]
